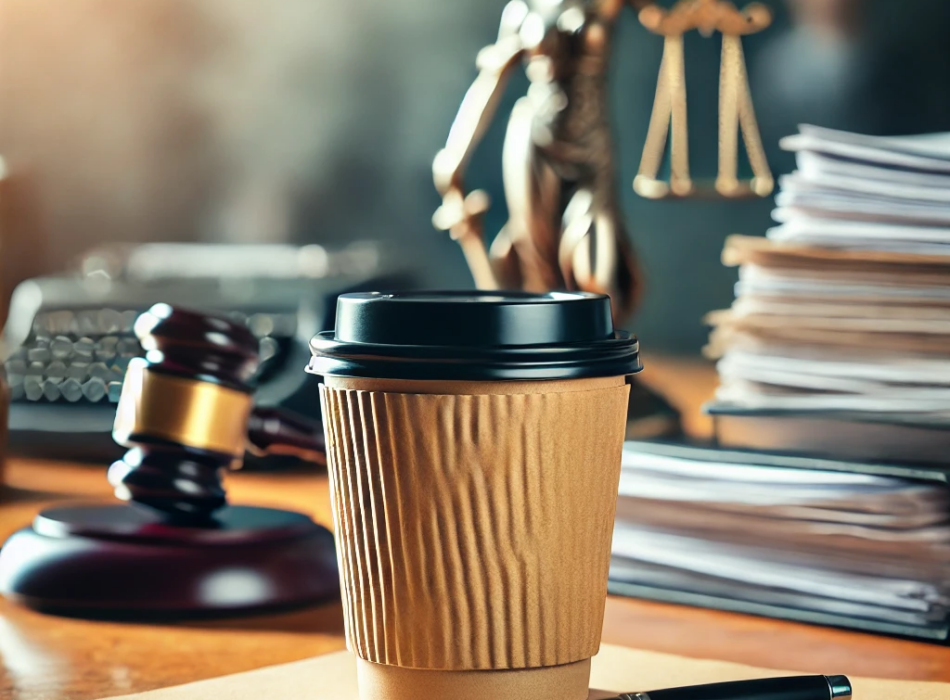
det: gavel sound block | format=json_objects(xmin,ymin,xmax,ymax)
[{"xmin": 0, "ymin": 304, "xmax": 338, "ymax": 617}]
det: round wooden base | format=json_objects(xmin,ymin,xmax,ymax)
[{"xmin": 0, "ymin": 503, "xmax": 339, "ymax": 618}]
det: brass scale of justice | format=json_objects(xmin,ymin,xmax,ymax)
[{"xmin": 433, "ymin": 0, "xmax": 774, "ymax": 324}]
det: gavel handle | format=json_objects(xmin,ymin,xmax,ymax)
[{"xmin": 246, "ymin": 406, "xmax": 326, "ymax": 465}]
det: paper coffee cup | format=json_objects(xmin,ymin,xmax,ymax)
[{"xmin": 310, "ymin": 292, "xmax": 641, "ymax": 700}]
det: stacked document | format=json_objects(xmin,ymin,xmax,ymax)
[
  {"xmin": 705, "ymin": 125, "xmax": 950, "ymax": 464},
  {"xmin": 609, "ymin": 442, "xmax": 950, "ymax": 640}
]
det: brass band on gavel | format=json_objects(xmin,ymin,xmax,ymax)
[{"xmin": 113, "ymin": 359, "xmax": 253, "ymax": 460}]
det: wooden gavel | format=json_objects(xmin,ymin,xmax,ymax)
[
  {"xmin": 0, "ymin": 303, "xmax": 338, "ymax": 616},
  {"xmin": 109, "ymin": 303, "xmax": 326, "ymax": 519}
]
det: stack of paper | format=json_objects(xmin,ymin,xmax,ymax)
[
  {"xmin": 705, "ymin": 126, "xmax": 950, "ymax": 463},
  {"xmin": 609, "ymin": 442, "xmax": 950, "ymax": 640}
]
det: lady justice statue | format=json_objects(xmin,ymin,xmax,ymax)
[{"xmin": 433, "ymin": 0, "xmax": 772, "ymax": 327}]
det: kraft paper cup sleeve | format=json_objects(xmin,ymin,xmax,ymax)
[{"xmin": 320, "ymin": 376, "xmax": 629, "ymax": 674}]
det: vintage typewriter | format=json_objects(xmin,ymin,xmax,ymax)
[{"xmin": 3, "ymin": 242, "xmax": 410, "ymax": 462}]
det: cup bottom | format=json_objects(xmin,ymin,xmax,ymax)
[{"xmin": 356, "ymin": 657, "xmax": 591, "ymax": 700}]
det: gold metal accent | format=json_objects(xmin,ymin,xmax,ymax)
[
  {"xmin": 113, "ymin": 359, "xmax": 252, "ymax": 458},
  {"xmin": 635, "ymin": 0, "xmax": 773, "ymax": 199}
]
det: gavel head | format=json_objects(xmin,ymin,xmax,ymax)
[{"xmin": 109, "ymin": 304, "xmax": 260, "ymax": 520}]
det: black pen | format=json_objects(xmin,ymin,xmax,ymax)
[{"xmin": 607, "ymin": 674, "xmax": 851, "ymax": 700}]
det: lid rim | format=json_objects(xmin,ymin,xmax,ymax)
[
  {"xmin": 310, "ymin": 329, "xmax": 639, "ymax": 353},
  {"xmin": 307, "ymin": 359, "xmax": 642, "ymax": 382},
  {"xmin": 309, "ymin": 331, "xmax": 641, "ymax": 381}
]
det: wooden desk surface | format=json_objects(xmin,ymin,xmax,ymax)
[{"xmin": 1, "ymin": 357, "xmax": 948, "ymax": 700}]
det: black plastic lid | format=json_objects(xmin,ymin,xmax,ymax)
[{"xmin": 308, "ymin": 291, "xmax": 641, "ymax": 381}]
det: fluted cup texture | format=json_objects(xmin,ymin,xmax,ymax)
[{"xmin": 319, "ymin": 376, "xmax": 629, "ymax": 673}]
